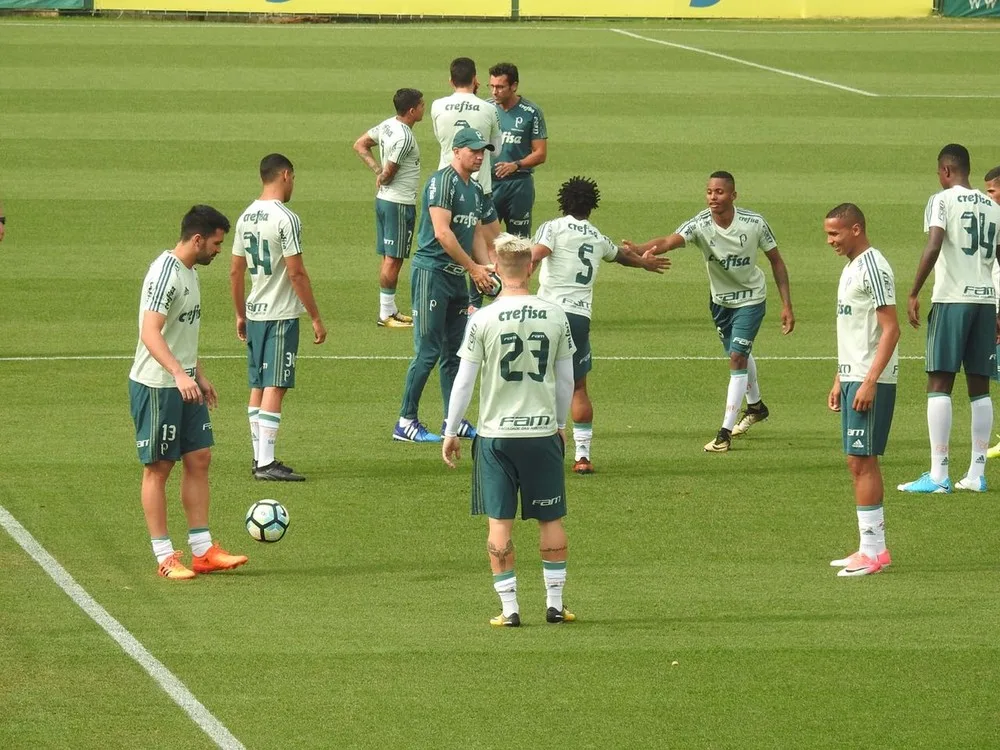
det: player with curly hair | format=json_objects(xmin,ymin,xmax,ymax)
[{"xmin": 532, "ymin": 176, "xmax": 669, "ymax": 474}]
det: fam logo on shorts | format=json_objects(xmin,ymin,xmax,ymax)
[{"xmin": 532, "ymin": 495, "xmax": 563, "ymax": 507}]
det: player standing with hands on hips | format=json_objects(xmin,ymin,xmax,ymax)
[{"xmin": 443, "ymin": 233, "xmax": 576, "ymax": 628}]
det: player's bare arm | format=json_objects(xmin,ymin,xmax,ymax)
[
  {"xmin": 471, "ymin": 222, "xmax": 496, "ymax": 268},
  {"xmin": 828, "ymin": 372, "xmax": 842, "ymax": 412},
  {"xmin": 907, "ymin": 226, "xmax": 945, "ymax": 329},
  {"xmin": 764, "ymin": 248, "xmax": 795, "ymax": 334},
  {"xmin": 430, "ymin": 206, "xmax": 492, "ymax": 292},
  {"xmin": 495, "ymin": 138, "xmax": 547, "ymax": 179},
  {"xmin": 614, "ymin": 248, "xmax": 670, "ymax": 274},
  {"xmin": 377, "ymin": 160, "xmax": 401, "ymax": 190},
  {"xmin": 140, "ymin": 310, "xmax": 201, "ymax": 404},
  {"xmin": 229, "ymin": 254, "xmax": 248, "ymax": 342},
  {"xmin": 623, "ymin": 233, "xmax": 685, "ymax": 256},
  {"xmin": 352, "ymin": 133, "xmax": 381, "ymax": 177},
  {"xmin": 194, "ymin": 361, "xmax": 218, "ymax": 409},
  {"xmin": 853, "ymin": 304, "xmax": 900, "ymax": 413},
  {"xmin": 285, "ymin": 254, "xmax": 326, "ymax": 344}
]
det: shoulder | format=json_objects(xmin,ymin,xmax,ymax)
[
  {"xmin": 518, "ymin": 98, "xmax": 542, "ymax": 114},
  {"xmin": 735, "ymin": 207, "xmax": 767, "ymax": 224},
  {"xmin": 151, "ymin": 251, "xmax": 181, "ymax": 276},
  {"xmin": 865, "ymin": 248, "xmax": 894, "ymax": 274},
  {"xmin": 273, "ymin": 201, "xmax": 301, "ymax": 226}
]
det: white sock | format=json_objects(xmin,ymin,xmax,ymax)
[
  {"xmin": 723, "ymin": 370, "xmax": 748, "ymax": 431},
  {"xmin": 151, "ymin": 537, "xmax": 174, "ymax": 564},
  {"xmin": 857, "ymin": 505, "xmax": 885, "ymax": 558},
  {"xmin": 969, "ymin": 396, "xmax": 992, "ymax": 480},
  {"xmin": 399, "ymin": 416, "xmax": 414, "ymax": 428},
  {"xmin": 746, "ymin": 354, "xmax": 761, "ymax": 405},
  {"xmin": 188, "ymin": 528, "xmax": 212, "ymax": 558},
  {"xmin": 573, "ymin": 422, "xmax": 593, "ymax": 461},
  {"xmin": 928, "ymin": 394, "xmax": 952, "ymax": 482},
  {"xmin": 493, "ymin": 572, "xmax": 518, "ymax": 617},
  {"xmin": 258, "ymin": 410, "xmax": 281, "ymax": 467},
  {"xmin": 379, "ymin": 291, "xmax": 397, "ymax": 320},
  {"xmin": 543, "ymin": 561, "xmax": 567, "ymax": 610},
  {"xmin": 248, "ymin": 407, "xmax": 260, "ymax": 464}
]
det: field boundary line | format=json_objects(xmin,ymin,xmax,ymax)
[
  {"xmin": 0, "ymin": 354, "xmax": 926, "ymax": 362},
  {"xmin": 0, "ymin": 505, "xmax": 246, "ymax": 750},
  {"xmin": 610, "ymin": 28, "xmax": 880, "ymax": 97}
]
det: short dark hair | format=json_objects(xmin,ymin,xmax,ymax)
[
  {"xmin": 985, "ymin": 166, "xmax": 1000, "ymax": 184},
  {"xmin": 180, "ymin": 205, "xmax": 230, "ymax": 241},
  {"xmin": 450, "ymin": 57, "xmax": 476, "ymax": 87},
  {"xmin": 558, "ymin": 176, "xmax": 600, "ymax": 219},
  {"xmin": 709, "ymin": 170, "xmax": 736, "ymax": 189},
  {"xmin": 393, "ymin": 88, "xmax": 423, "ymax": 115},
  {"xmin": 260, "ymin": 153, "xmax": 294, "ymax": 184},
  {"xmin": 488, "ymin": 62, "xmax": 519, "ymax": 85},
  {"xmin": 826, "ymin": 202, "xmax": 867, "ymax": 231},
  {"xmin": 938, "ymin": 143, "xmax": 970, "ymax": 175}
]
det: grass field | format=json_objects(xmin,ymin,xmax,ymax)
[{"xmin": 2, "ymin": 16, "xmax": 1000, "ymax": 749}]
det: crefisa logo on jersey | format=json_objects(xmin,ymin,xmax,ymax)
[
  {"xmin": 243, "ymin": 210, "xmax": 269, "ymax": 224},
  {"xmin": 716, "ymin": 254, "xmax": 750, "ymax": 270},
  {"xmin": 445, "ymin": 101, "xmax": 481, "ymax": 113},
  {"xmin": 502, "ymin": 132, "xmax": 523, "ymax": 145},
  {"xmin": 179, "ymin": 304, "xmax": 201, "ymax": 324}
]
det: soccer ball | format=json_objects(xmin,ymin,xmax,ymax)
[
  {"xmin": 483, "ymin": 271, "xmax": 503, "ymax": 298},
  {"xmin": 245, "ymin": 499, "xmax": 289, "ymax": 543}
]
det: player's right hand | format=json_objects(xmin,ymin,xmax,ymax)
[
  {"xmin": 828, "ymin": 385, "xmax": 841, "ymax": 412},
  {"xmin": 469, "ymin": 264, "xmax": 494, "ymax": 294},
  {"xmin": 312, "ymin": 318, "xmax": 327, "ymax": 344},
  {"xmin": 175, "ymin": 372, "xmax": 203, "ymax": 404},
  {"xmin": 643, "ymin": 255, "xmax": 670, "ymax": 274},
  {"xmin": 236, "ymin": 316, "xmax": 247, "ymax": 343},
  {"xmin": 442, "ymin": 436, "xmax": 461, "ymax": 468},
  {"xmin": 907, "ymin": 295, "xmax": 921, "ymax": 329}
]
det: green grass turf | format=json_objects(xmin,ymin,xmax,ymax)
[{"xmin": 2, "ymin": 16, "xmax": 1000, "ymax": 749}]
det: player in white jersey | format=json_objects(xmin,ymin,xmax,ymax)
[
  {"xmin": 900, "ymin": 145, "xmax": 1000, "ymax": 494},
  {"xmin": 624, "ymin": 171, "xmax": 795, "ymax": 452},
  {"xmin": 353, "ymin": 88, "xmax": 424, "ymax": 328},
  {"xmin": 230, "ymin": 154, "xmax": 326, "ymax": 483},
  {"xmin": 443, "ymin": 234, "xmax": 576, "ymax": 627},
  {"xmin": 128, "ymin": 205, "xmax": 248, "ymax": 580},
  {"xmin": 824, "ymin": 204, "xmax": 900, "ymax": 577},
  {"xmin": 532, "ymin": 176, "xmax": 668, "ymax": 474},
  {"xmin": 431, "ymin": 57, "xmax": 504, "ymax": 312},
  {"xmin": 983, "ymin": 166, "xmax": 1000, "ymax": 459}
]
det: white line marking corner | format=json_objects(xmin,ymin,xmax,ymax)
[{"xmin": 0, "ymin": 506, "xmax": 245, "ymax": 750}]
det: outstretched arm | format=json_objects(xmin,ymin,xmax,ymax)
[
  {"xmin": 622, "ymin": 233, "xmax": 686, "ymax": 256},
  {"xmin": 614, "ymin": 248, "xmax": 670, "ymax": 274}
]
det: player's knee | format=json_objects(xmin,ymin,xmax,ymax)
[
  {"xmin": 730, "ymin": 351, "xmax": 749, "ymax": 369},
  {"xmin": 182, "ymin": 448, "xmax": 212, "ymax": 475}
]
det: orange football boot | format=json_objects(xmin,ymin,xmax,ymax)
[
  {"xmin": 192, "ymin": 542, "xmax": 248, "ymax": 573},
  {"xmin": 158, "ymin": 551, "xmax": 196, "ymax": 580}
]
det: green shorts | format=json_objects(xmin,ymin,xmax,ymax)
[
  {"xmin": 375, "ymin": 198, "xmax": 415, "ymax": 259},
  {"xmin": 246, "ymin": 318, "xmax": 300, "ymax": 389},
  {"xmin": 710, "ymin": 300, "xmax": 766, "ymax": 356},
  {"xmin": 129, "ymin": 377, "xmax": 213, "ymax": 465},
  {"xmin": 926, "ymin": 302, "xmax": 996, "ymax": 376},
  {"xmin": 993, "ymin": 343, "xmax": 1000, "ymax": 383},
  {"xmin": 471, "ymin": 434, "xmax": 567, "ymax": 521},
  {"xmin": 566, "ymin": 312, "xmax": 592, "ymax": 381},
  {"xmin": 491, "ymin": 177, "xmax": 535, "ymax": 238},
  {"xmin": 841, "ymin": 381, "xmax": 896, "ymax": 456}
]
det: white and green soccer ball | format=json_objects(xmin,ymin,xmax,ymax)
[{"xmin": 246, "ymin": 499, "xmax": 289, "ymax": 543}]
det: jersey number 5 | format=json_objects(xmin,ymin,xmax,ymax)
[
  {"xmin": 500, "ymin": 331, "xmax": 550, "ymax": 382},
  {"xmin": 243, "ymin": 232, "xmax": 273, "ymax": 275},
  {"xmin": 960, "ymin": 211, "xmax": 997, "ymax": 258},
  {"xmin": 575, "ymin": 243, "xmax": 595, "ymax": 285}
]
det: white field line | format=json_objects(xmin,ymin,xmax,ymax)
[
  {"xmin": 610, "ymin": 28, "xmax": 880, "ymax": 97},
  {"xmin": 0, "ymin": 354, "xmax": 925, "ymax": 362},
  {"xmin": 0, "ymin": 505, "xmax": 245, "ymax": 750}
]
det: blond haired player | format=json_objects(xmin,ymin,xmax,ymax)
[
  {"xmin": 230, "ymin": 154, "xmax": 326, "ymax": 482},
  {"xmin": 899, "ymin": 145, "xmax": 1000, "ymax": 494},
  {"xmin": 443, "ymin": 234, "xmax": 576, "ymax": 627}
]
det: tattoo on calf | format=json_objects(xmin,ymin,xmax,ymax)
[{"xmin": 488, "ymin": 540, "xmax": 515, "ymax": 568}]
